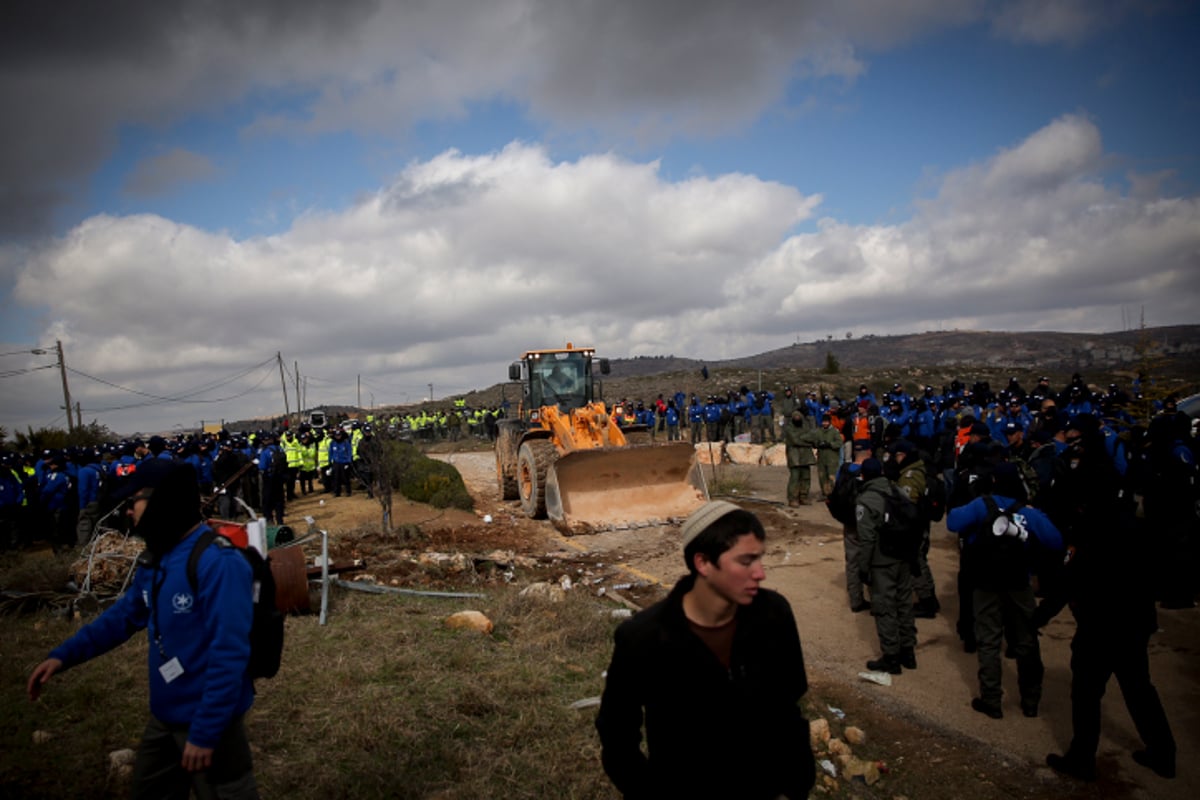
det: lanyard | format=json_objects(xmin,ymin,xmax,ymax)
[{"xmin": 149, "ymin": 565, "xmax": 170, "ymax": 660}]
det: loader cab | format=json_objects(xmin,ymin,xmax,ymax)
[{"xmin": 510, "ymin": 347, "xmax": 610, "ymax": 418}]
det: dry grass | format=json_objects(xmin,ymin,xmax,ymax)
[{"xmin": 2, "ymin": 578, "xmax": 623, "ymax": 799}]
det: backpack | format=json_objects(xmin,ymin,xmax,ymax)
[
  {"xmin": 864, "ymin": 483, "xmax": 923, "ymax": 560},
  {"xmin": 968, "ymin": 496, "xmax": 1031, "ymax": 590},
  {"xmin": 826, "ymin": 466, "xmax": 861, "ymax": 524},
  {"xmin": 919, "ymin": 473, "xmax": 947, "ymax": 522},
  {"xmin": 187, "ymin": 529, "xmax": 285, "ymax": 680}
]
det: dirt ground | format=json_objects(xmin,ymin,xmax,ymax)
[{"xmin": 292, "ymin": 450, "xmax": 1197, "ymax": 799}]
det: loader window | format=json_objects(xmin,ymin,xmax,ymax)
[{"xmin": 535, "ymin": 357, "xmax": 589, "ymax": 410}]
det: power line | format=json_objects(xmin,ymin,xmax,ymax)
[
  {"xmin": 65, "ymin": 356, "xmax": 277, "ymax": 404},
  {"xmin": 87, "ymin": 369, "xmax": 276, "ymax": 412},
  {"xmin": 0, "ymin": 364, "xmax": 56, "ymax": 379}
]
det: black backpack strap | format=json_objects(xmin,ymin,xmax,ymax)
[{"xmin": 186, "ymin": 528, "xmax": 232, "ymax": 596}]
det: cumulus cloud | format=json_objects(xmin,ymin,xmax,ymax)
[
  {"xmin": 1, "ymin": 0, "xmax": 995, "ymax": 236},
  {"xmin": 122, "ymin": 148, "xmax": 219, "ymax": 197},
  {"xmin": 5, "ymin": 115, "xmax": 1198, "ymax": 434},
  {"xmin": 989, "ymin": 0, "xmax": 1115, "ymax": 45}
]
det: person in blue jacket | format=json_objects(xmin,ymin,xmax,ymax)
[
  {"xmin": 947, "ymin": 462, "xmax": 1063, "ymax": 720},
  {"xmin": 27, "ymin": 460, "xmax": 258, "ymax": 798}
]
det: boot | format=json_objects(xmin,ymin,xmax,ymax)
[
  {"xmin": 899, "ymin": 648, "xmax": 917, "ymax": 670},
  {"xmin": 1132, "ymin": 749, "xmax": 1176, "ymax": 779},
  {"xmin": 865, "ymin": 655, "xmax": 902, "ymax": 675},
  {"xmin": 971, "ymin": 698, "xmax": 1003, "ymax": 720},
  {"xmin": 1045, "ymin": 752, "xmax": 1096, "ymax": 781},
  {"xmin": 913, "ymin": 596, "xmax": 940, "ymax": 619}
]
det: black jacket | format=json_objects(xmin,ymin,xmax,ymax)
[{"xmin": 595, "ymin": 574, "xmax": 815, "ymax": 799}]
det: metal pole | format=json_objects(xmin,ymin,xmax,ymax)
[
  {"xmin": 276, "ymin": 352, "xmax": 291, "ymax": 421},
  {"xmin": 294, "ymin": 360, "xmax": 301, "ymax": 425},
  {"xmin": 357, "ymin": 375, "xmax": 361, "ymax": 409},
  {"xmin": 56, "ymin": 340, "xmax": 74, "ymax": 434}
]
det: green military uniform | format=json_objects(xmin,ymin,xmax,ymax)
[
  {"xmin": 895, "ymin": 455, "xmax": 938, "ymax": 614},
  {"xmin": 813, "ymin": 423, "xmax": 843, "ymax": 499},
  {"xmin": 783, "ymin": 413, "xmax": 819, "ymax": 505},
  {"xmin": 856, "ymin": 475, "xmax": 917, "ymax": 671}
]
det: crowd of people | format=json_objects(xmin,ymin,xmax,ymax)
[
  {"xmin": 815, "ymin": 374, "xmax": 1194, "ymax": 783},
  {"xmin": 0, "ymin": 420, "xmax": 398, "ymax": 550}
]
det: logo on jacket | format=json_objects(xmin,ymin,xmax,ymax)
[{"xmin": 172, "ymin": 592, "xmax": 194, "ymax": 613}]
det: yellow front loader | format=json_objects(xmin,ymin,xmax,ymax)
[{"xmin": 494, "ymin": 344, "xmax": 706, "ymax": 533}]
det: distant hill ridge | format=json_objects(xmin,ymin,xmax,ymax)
[{"xmin": 606, "ymin": 325, "xmax": 1200, "ymax": 377}]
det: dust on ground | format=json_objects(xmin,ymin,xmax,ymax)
[{"xmin": 293, "ymin": 449, "xmax": 1196, "ymax": 800}]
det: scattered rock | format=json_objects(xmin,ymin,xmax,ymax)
[
  {"xmin": 818, "ymin": 758, "xmax": 838, "ymax": 778},
  {"xmin": 725, "ymin": 443, "xmax": 765, "ymax": 465},
  {"xmin": 828, "ymin": 738, "xmax": 852, "ymax": 757},
  {"xmin": 444, "ymin": 610, "xmax": 493, "ymax": 634},
  {"xmin": 844, "ymin": 726, "xmax": 866, "ymax": 745},
  {"xmin": 520, "ymin": 582, "xmax": 567, "ymax": 602},
  {"xmin": 809, "ymin": 717, "xmax": 831, "ymax": 746},
  {"xmin": 31, "ymin": 730, "xmax": 53, "ymax": 745},
  {"xmin": 844, "ymin": 756, "xmax": 881, "ymax": 785},
  {"xmin": 762, "ymin": 444, "xmax": 788, "ymax": 466},
  {"xmin": 109, "ymin": 748, "xmax": 136, "ymax": 782},
  {"xmin": 822, "ymin": 775, "xmax": 839, "ymax": 789},
  {"xmin": 694, "ymin": 442, "xmax": 725, "ymax": 464}
]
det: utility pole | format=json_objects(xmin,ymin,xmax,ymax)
[
  {"xmin": 75, "ymin": 402, "xmax": 82, "ymax": 430},
  {"xmin": 277, "ymin": 352, "xmax": 291, "ymax": 421},
  {"xmin": 294, "ymin": 360, "xmax": 301, "ymax": 424},
  {"xmin": 357, "ymin": 375, "xmax": 361, "ymax": 409},
  {"xmin": 428, "ymin": 383, "xmax": 434, "ymax": 402},
  {"xmin": 56, "ymin": 340, "xmax": 74, "ymax": 434}
]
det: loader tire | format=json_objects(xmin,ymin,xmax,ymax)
[
  {"xmin": 518, "ymin": 440, "xmax": 557, "ymax": 519},
  {"xmin": 495, "ymin": 421, "xmax": 523, "ymax": 501}
]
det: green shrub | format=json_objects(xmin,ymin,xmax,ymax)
[{"xmin": 384, "ymin": 440, "xmax": 474, "ymax": 510}]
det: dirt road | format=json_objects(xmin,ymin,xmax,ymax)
[{"xmin": 437, "ymin": 451, "xmax": 1198, "ymax": 799}]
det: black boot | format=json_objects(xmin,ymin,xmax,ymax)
[
  {"xmin": 1046, "ymin": 752, "xmax": 1096, "ymax": 781},
  {"xmin": 899, "ymin": 648, "xmax": 917, "ymax": 669},
  {"xmin": 1132, "ymin": 749, "xmax": 1176, "ymax": 779},
  {"xmin": 913, "ymin": 596, "xmax": 940, "ymax": 619},
  {"xmin": 971, "ymin": 698, "xmax": 1003, "ymax": 720},
  {"xmin": 865, "ymin": 655, "xmax": 902, "ymax": 675}
]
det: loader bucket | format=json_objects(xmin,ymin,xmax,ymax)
[{"xmin": 544, "ymin": 443, "xmax": 707, "ymax": 533}]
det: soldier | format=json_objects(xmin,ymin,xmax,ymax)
[
  {"xmin": 855, "ymin": 458, "xmax": 918, "ymax": 674},
  {"xmin": 783, "ymin": 410, "xmax": 819, "ymax": 506},
  {"xmin": 813, "ymin": 413, "xmax": 843, "ymax": 501}
]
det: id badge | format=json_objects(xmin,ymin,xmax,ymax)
[{"xmin": 159, "ymin": 657, "xmax": 185, "ymax": 683}]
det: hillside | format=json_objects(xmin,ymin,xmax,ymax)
[
  {"xmin": 609, "ymin": 325, "xmax": 1200, "ymax": 376},
  {"xmin": 222, "ymin": 326, "xmax": 1200, "ymax": 431}
]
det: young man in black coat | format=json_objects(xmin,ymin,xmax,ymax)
[{"xmin": 595, "ymin": 500, "xmax": 815, "ymax": 799}]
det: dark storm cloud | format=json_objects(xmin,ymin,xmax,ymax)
[{"xmin": 0, "ymin": 0, "xmax": 378, "ymax": 238}]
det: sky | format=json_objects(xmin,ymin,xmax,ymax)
[{"xmin": 1, "ymin": 0, "xmax": 1198, "ymax": 437}]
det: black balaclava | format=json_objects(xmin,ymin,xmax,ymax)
[{"xmin": 136, "ymin": 463, "xmax": 203, "ymax": 558}]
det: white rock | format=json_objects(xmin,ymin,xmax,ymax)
[
  {"xmin": 694, "ymin": 442, "xmax": 725, "ymax": 464},
  {"xmin": 444, "ymin": 610, "xmax": 494, "ymax": 634},
  {"xmin": 109, "ymin": 748, "xmax": 137, "ymax": 772},
  {"xmin": 762, "ymin": 444, "xmax": 789, "ymax": 466},
  {"xmin": 725, "ymin": 442, "xmax": 766, "ymax": 465},
  {"xmin": 520, "ymin": 582, "xmax": 567, "ymax": 602}
]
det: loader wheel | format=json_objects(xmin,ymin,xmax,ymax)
[
  {"xmin": 518, "ymin": 440, "xmax": 557, "ymax": 519},
  {"xmin": 495, "ymin": 422, "xmax": 523, "ymax": 500}
]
